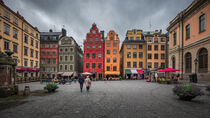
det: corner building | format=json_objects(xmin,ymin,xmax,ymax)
[
  {"xmin": 83, "ymin": 24, "xmax": 104, "ymax": 79},
  {"xmin": 104, "ymin": 30, "xmax": 120, "ymax": 78}
]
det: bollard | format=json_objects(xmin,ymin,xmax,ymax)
[{"xmin": 23, "ymin": 85, "xmax": 30, "ymax": 96}]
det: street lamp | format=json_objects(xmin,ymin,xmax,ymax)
[{"xmin": 194, "ymin": 58, "xmax": 198, "ymax": 74}]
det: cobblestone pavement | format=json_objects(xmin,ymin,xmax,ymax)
[{"xmin": 1, "ymin": 80, "xmax": 210, "ymax": 118}]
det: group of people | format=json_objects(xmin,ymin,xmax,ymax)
[{"xmin": 78, "ymin": 75, "xmax": 91, "ymax": 92}]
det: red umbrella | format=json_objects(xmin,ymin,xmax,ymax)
[
  {"xmin": 136, "ymin": 69, "xmax": 144, "ymax": 74},
  {"xmin": 158, "ymin": 68, "xmax": 180, "ymax": 72}
]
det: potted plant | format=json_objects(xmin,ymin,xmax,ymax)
[
  {"xmin": 173, "ymin": 83, "xmax": 204, "ymax": 101},
  {"xmin": 206, "ymin": 85, "xmax": 210, "ymax": 92},
  {"xmin": 44, "ymin": 83, "xmax": 59, "ymax": 92}
]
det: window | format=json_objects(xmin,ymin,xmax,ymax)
[
  {"xmin": 107, "ymin": 58, "xmax": 110, "ymax": 63},
  {"xmin": 199, "ymin": 14, "xmax": 205, "ymax": 33},
  {"xmin": 139, "ymin": 62, "xmax": 143, "ymax": 68},
  {"xmin": 4, "ymin": 10, "xmax": 10, "ymax": 19},
  {"xmin": 154, "ymin": 38, "xmax": 158, "ymax": 43},
  {"xmin": 60, "ymin": 56, "xmax": 63, "ymax": 61},
  {"xmin": 36, "ymin": 33, "xmax": 39, "ymax": 39},
  {"xmin": 70, "ymin": 48, "xmax": 73, "ymax": 52},
  {"xmin": 127, "ymin": 45, "xmax": 131, "ymax": 49},
  {"xmin": 185, "ymin": 24, "xmax": 190, "ymax": 40},
  {"xmin": 127, "ymin": 52, "xmax": 131, "ymax": 58},
  {"xmin": 147, "ymin": 38, "xmax": 152, "ymax": 42},
  {"xmin": 113, "ymin": 66, "xmax": 117, "ymax": 71},
  {"xmin": 113, "ymin": 43, "xmax": 117, "ymax": 47},
  {"xmin": 198, "ymin": 48, "xmax": 208, "ymax": 73},
  {"xmin": 65, "ymin": 65, "xmax": 68, "ymax": 70},
  {"xmin": 98, "ymin": 53, "xmax": 102, "ymax": 58},
  {"xmin": 4, "ymin": 39, "xmax": 10, "ymax": 50},
  {"xmin": 161, "ymin": 38, "xmax": 165, "ymax": 42},
  {"xmin": 24, "ymin": 47, "xmax": 28, "ymax": 56},
  {"xmin": 52, "ymin": 67, "xmax": 56, "ymax": 72},
  {"xmin": 4, "ymin": 23, "xmax": 10, "ymax": 35},
  {"xmin": 98, "ymin": 45, "xmax": 102, "ymax": 48},
  {"xmin": 36, "ymin": 41, "xmax": 38, "ymax": 48},
  {"xmin": 47, "ymin": 58, "xmax": 51, "ymax": 64},
  {"xmin": 60, "ymin": 65, "xmax": 63, "ymax": 70},
  {"xmin": 13, "ymin": 28, "xmax": 18, "ymax": 39},
  {"xmin": 41, "ymin": 67, "xmax": 45, "ymax": 71},
  {"xmin": 92, "ymin": 53, "xmax": 96, "ymax": 58},
  {"xmin": 161, "ymin": 54, "xmax": 165, "ymax": 59},
  {"xmin": 24, "ymin": 25, "xmax": 28, "ymax": 32},
  {"xmin": 41, "ymin": 44, "xmax": 45, "ymax": 48},
  {"xmin": 60, "ymin": 48, "xmax": 63, "ymax": 52},
  {"xmin": 110, "ymin": 37, "xmax": 113, "ymax": 40},
  {"xmin": 92, "ymin": 63, "xmax": 96, "ymax": 68},
  {"xmin": 52, "ymin": 51, "xmax": 56, "ymax": 56},
  {"xmin": 46, "ymin": 44, "xmax": 50, "ymax": 48},
  {"xmin": 154, "ymin": 62, "xmax": 158, "ymax": 68},
  {"xmin": 41, "ymin": 58, "xmax": 45, "ymax": 64},
  {"xmin": 185, "ymin": 53, "xmax": 192, "ymax": 73},
  {"xmin": 133, "ymin": 52, "xmax": 137, "ymax": 58},
  {"xmin": 13, "ymin": 17, "xmax": 18, "ymax": 25},
  {"xmin": 154, "ymin": 54, "xmax": 158, "ymax": 59},
  {"xmin": 92, "ymin": 30, "xmax": 96, "ymax": 34},
  {"xmin": 35, "ymin": 51, "xmax": 38, "ymax": 58},
  {"xmin": 154, "ymin": 45, "xmax": 158, "ymax": 50},
  {"xmin": 107, "ymin": 43, "xmax": 110, "ymax": 47},
  {"xmin": 89, "ymin": 37, "xmax": 93, "ymax": 42},
  {"xmin": 24, "ymin": 34, "xmax": 28, "ymax": 43},
  {"xmin": 98, "ymin": 63, "xmax": 102, "ymax": 68},
  {"xmin": 95, "ymin": 37, "xmax": 99, "ymax": 41},
  {"xmin": 13, "ymin": 43, "xmax": 18, "ymax": 53},
  {"xmin": 133, "ymin": 45, "xmax": 136, "ymax": 49},
  {"xmin": 65, "ymin": 56, "xmax": 68, "ymax": 61},
  {"xmin": 86, "ymin": 63, "xmax": 90, "ymax": 68},
  {"xmin": 24, "ymin": 59, "xmax": 28, "ymax": 67},
  {"xmin": 127, "ymin": 62, "xmax": 131, "ymax": 68},
  {"xmin": 113, "ymin": 58, "xmax": 117, "ymax": 63},
  {"xmin": 107, "ymin": 50, "xmax": 110, "ymax": 54},
  {"xmin": 148, "ymin": 45, "xmax": 152, "ymax": 50},
  {"xmin": 92, "ymin": 45, "xmax": 96, "ymax": 48},
  {"xmin": 133, "ymin": 62, "xmax": 137, "ymax": 68},
  {"xmin": 107, "ymin": 66, "xmax": 110, "ymax": 71},
  {"xmin": 30, "ymin": 49, "xmax": 34, "ymax": 57},
  {"xmin": 173, "ymin": 32, "xmax": 177, "ymax": 46},
  {"xmin": 52, "ymin": 58, "xmax": 56, "ymax": 64},
  {"xmin": 148, "ymin": 62, "xmax": 152, "ymax": 68},
  {"xmin": 65, "ymin": 48, "xmax": 68, "ymax": 52},
  {"xmin": 113, "ymin": 49, "xmax": 117, "ymax": 54},
  {"xmin": 172, "ymin": 56, "xmax": 176, "ymax": 69},
  {"xmin": 86, "ymin": 53, "xmax": 90, "ymax": 58},
  {"xmin": 139, "ymin": 52, "xmax": 143, "ymax": 58},
  {"xmin": 70, "ymin": 65, "xmax": 73, "ymax": 71},
  {"xmin": 139, "ymin": 44, "xmax": 143, "ymax": 49},
  {"xmin": 31, "ymin": 38, "xmax": 34, "ymax": 46},
  {"xmin": 47, "ymin": 51, "xmax": 50, "ymax": 56},
  {"xmin": 70, "ymin": 56, "xmax": 73, "ymax": 61},
  {"xmin": 30, "ymin": 60, "xmax": 34, "ymax": 67},
  {"xmin": 136, "ymin": 37, "xmax": 140, "ymax": 40},
  {"xmin": 52, "ymin": 44, "xmax": 56, "ymax": 48},
  {"xmin": 31, "ymin": 30, "xmax": 34, "ymax": 35},
  {"xmin": 148, "ymin": 53, "xmax": 152, "ymax": 59},
  {"xmin": 161, "ymin": 45, "xmax": 165, "ymax": 51},
  {"xmin": 46, "ymin": 67, "xmax": 51, "ymax": 72},
  {"xmin": 161, "ymin": 63, "xmax": 165, "ymax": 68},
  {"xmin": 130, "ymin": 37, "xmax": 134, "ymax": 40}
]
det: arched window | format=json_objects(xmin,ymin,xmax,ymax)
[
  {"xmin": 198, "ymin": 48, "xmax": 208, "ymax": 73},
  {"xmin": 172, "ymin": 56, "xmax": 176, "ymax": 69},
  {"xmin": 185, "ymin": 52, "xmax": 192, "ymax": 73}
]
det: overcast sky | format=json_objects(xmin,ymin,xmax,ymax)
[{"xmin": 5, "ymin": 0, "xmax": 193, "ymax": 48}]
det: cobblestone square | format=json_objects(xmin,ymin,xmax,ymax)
[{"xmin": 0, "ymin": 80, "xmax": 210, "ymax": 118}]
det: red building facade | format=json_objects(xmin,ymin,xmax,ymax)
[{"xmin": 83, "ymin": 24, "xmax": 104, "ymax": 79}]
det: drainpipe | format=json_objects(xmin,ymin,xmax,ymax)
[{"xmin": 181, "ymin": 14, "xmax": 184, "ymax": 80}]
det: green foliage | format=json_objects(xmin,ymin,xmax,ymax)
[
  {"xmin": 173, "ymin": 83, "xmax": 204, "ymax": 100},
  {"xmin": 0, "ymin": 86, "xmax": 18, "ymax": 98},
  {"xmin": 44, "ymin": 83, "xmax": 59, "ymax": 92}
]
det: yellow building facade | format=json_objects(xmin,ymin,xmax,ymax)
[
  {"xmin": 120, "ymin": 29, "xmax": 146, "ymax": 79},
  {"xmin": 104, "ymin": 30, "xmax": 120, "ymax": 78},
  {"xmin": 0, "ymin": 1, "xmax": 40, "ymax": 78}
]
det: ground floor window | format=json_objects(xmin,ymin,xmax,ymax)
[{"xmin": 198, "ymin": 48, "xmax": 208, "ymax": 73}]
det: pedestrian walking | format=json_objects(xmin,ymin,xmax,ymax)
[
  {"xmin": 78, "ymin": 75, "xmax": 84, "ymax": 92},
  {"xmin": 85, "ymin": 76, "xmax": 91, "ymax": 91},
  {"xmin": 155, "ymin": 72, "xmax": 158, "ymax": 82}
]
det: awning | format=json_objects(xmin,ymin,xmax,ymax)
[
  {"xmin": 131, "ymin": 69, "xmax": 138, "ymax": 74},
  {"xmin": 57, "ymin": 72, "xmax": 64, "ymax": 74},
  {"xmin": 62, "ymin": 72, "xmax": 74, "ymax": 76},
  {"xmin": 125, "ymin": 69, "xmax": 132, "ymax": 74},
  {"xmin": 73, "ymin": 72, "xmax": 78, "ymax": 77},
  {"xmin": 136, "ymin": 69, "xmax": 144, "ymax": 74},
  {"xmin": 16, "ymin": 68, "xmax": 40, "ymax": 71}
]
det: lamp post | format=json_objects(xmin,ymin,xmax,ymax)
[{"xmin": 194, "ymin": 58, "xmax": 198, "ymax": 74}]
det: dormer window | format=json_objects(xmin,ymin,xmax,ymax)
[{"xmin": 92, "ymin": 30, "xmax": 96, "ymax": 34}]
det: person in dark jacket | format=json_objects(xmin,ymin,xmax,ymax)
[{"xmin": 78, "ymin": 75, "xmax": 84, "ymax": 92}]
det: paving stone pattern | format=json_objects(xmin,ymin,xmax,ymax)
[{"xmin": 0, "ymin": 80, "xmax": 210, "ymax": 118}]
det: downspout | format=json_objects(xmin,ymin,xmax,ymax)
[{"xmin": 181, "ymin": 14, "xmax": 184, "ymax": 80}]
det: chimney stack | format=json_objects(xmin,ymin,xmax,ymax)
[
  {"xmin": 62, "ymin": 28, "xmax": 66, "ymax": 36},
  {"xmin": 49, "ymin": 29, "xmax": 53, "ymax": 32}
]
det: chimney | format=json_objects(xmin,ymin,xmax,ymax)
[
  {"xmin": 155, "ymin": 30, "xmax": 158, "ymax": 33},
  {"xmin": 160, "ymin": 29, "xmax": 162, "ymax": 34},
  {"xmin": 49, "ymin": 29, "xmax": 53, "ymax": 32},
  {"xmin": 62, "ymin": 28, "xmax": 66, "ymax": 36}
]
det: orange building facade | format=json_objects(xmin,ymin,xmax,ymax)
[
  {"xmin": 104, "ymin": 30, "xmax": 120, "ymax": 78},
  {"xmin": 167, "ymin": 0, "xmax": 210, "ymax": 81}
]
